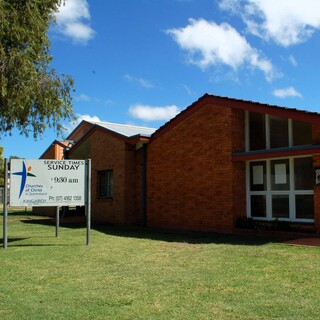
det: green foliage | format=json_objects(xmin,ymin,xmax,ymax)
[{"xmin": 0, "ymin": 0, "xmax": 75, "ymax": 139}]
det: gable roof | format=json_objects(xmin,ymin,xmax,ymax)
[
  {"xmin": 39, "ymin": 140, "xmax": 70, "ymax": 159},
  {"xmin": 68, "ymin": 121, "xmax": 156, "ymax": 156},
  {"xmin": 151, "ymin": 93, "xmax": 320, "ymax": 140},
  {"xmin": 93, "ymin": 121, "xmax": 156, "ymax": 138}
]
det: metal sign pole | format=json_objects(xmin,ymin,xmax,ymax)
[
  {"xmin": 3, "ymin": 158, "xmax": 9, "ymax": 249},
  {"xmin": 86, "ymin": 159, "xmax": 92, "ymax": 246},
  {"xmin": 56, "ymin": 206, "xmax": 59, "ymax": 237}
]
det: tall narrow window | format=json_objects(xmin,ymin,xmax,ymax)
[
  {"xmin": 98, "ymin": 170, "xmax": 113, "ymax": 199},
  {"xmin": 250, "ymin": 161, "xmax": 266, "ymax": 191},
  {"xmin": 294, "ymin": 157, "xmax": 313, "ymax": 190},
  {"xmin": 249, "ymin": 112, "xmax": 266, "ymax": 151},
  {"xmin": 270, "ymin": 116, "xmax": 288, "ymax": 149},
  {"xmin": 271, "ymin": 159, "xmax": 290, "ymax": 191},
  {"xmin": 292, "ymin": 120, "xmax": 312, "ymax": 146}
]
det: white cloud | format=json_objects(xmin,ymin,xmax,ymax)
[
  {"xmin": 75, "ymin": 93, "xmax": 91, "ymax": 102},
  {"xmin": 124, "ymin": 74, "xmax": 155, "ymax": 88},
  {"xmin": 289, "ymin": 55, "xmax": 298, "ymax": 66},
  {"xmin": 209, "ymin": 70, "xmax": 240, "ymax": 84},
  {"xmin": 273, "ymin": 87, "xmax": 303, "ymax": 98},
  {"xmin": 104, "ymin": 99, "xmax": 115, "ymax": 106},
  {"xmin": 182, "ymin": 84, "xmax": 194, "ymax": 95},
  {"xmin": 65, "ymin": 113, "xmax": 102, "ymax": 132},
  {"xmin": 75, "ymin": 114, "xmax": 101, "ymax": 123},
  {"xmin": 74, "ymin": 93, "xmax": 101, "ymax": 104},
  {"xmin": 166, "ymin": 18, "xmax": 277, "ymax": 81},
  {"xmin": 129, "ymin": 104, "xmax": 181, "ymax": 122},
  {"xmin": 55, "ymin": 0, "xmax": 95, "ymax": 44},
  {"xmin": 220, "ymin": 0, "xmax": 320, "ymax": 47},
  {"xmin": 62, "ymin": 22, "xmax": 94, "ymax": 43}
]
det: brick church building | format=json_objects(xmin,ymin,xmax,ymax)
[{"xmin": 37, "ymin": 94, "xmax": 320, "ymax": 233}]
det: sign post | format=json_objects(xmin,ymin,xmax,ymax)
[
  {"xmin": 3, "ymin": 158, "xmax": 8, "ymax": 249},
  {"xmin": 86, "ymin": 159, "xmax": 92, "ymax": 246},
  {"xmin": 2, "ymin": 159, "xmax": 90, "ymax": 248},
  {"xmin": 56, "ymin": 206, "xmax": 60, "ymax": 238}
]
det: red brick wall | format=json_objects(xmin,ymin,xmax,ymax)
[
  {"xmin": 312, "ymin": 124, "xmax": 320, "ymax": 145},
  {"xmin": 146, "ymin": 103, "xmax": 246, "ymax": 233},
  {"xmin": 231, "ymin": 109, "xmax": 246, "ymax": 227},
  {"xmin": 41, "ymin": 143, "xmax": 65, "ymax": 160},
  {"xmin": 124, "ymin": 143, "xmax": 140, "ymax": 225},
  {"xmin": 69, "ymin": 122, "xmax": 94, "ymax": 141},
  {"xmin": 70, "ymin": 128, "xmax": 139, "ymax": 225},
  {"xmin": 41, "ymin": 145, "xmax": 55, "ymax": 159}
]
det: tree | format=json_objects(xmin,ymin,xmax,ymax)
[{"xmin": 0, "ymin": 0, "xmax": 75, "ymax": 139}]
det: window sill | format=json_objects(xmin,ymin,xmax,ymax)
[
  {"xmin": 97, "ymin": 197, "xmax": 113, "ymax": 201},
  {"xmin": 237, "ymin": 216, "xmax": 317, "ymax": 233}
]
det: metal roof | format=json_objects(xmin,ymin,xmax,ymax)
[{"xmin": 90, "ymin": 121, "xmax": 156, "ymax": 138}]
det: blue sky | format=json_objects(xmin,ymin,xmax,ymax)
[{"xmin": 2, "ymin": 0, "xmax": 320, "ymax": 159}]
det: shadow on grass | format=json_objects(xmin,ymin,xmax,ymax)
[
  {"xmin": 93, "ymin": 224, "xmax": 279, "ymax": 246},
  {"xmin": 1, "ymin": 243, "xmax": 79, "ymax": 248},
  {"xmin": 18, "ymin": 217, "xmax": 280, "ymax": 246},
  {"xmin": 20, "ymin": 217, "xmax": 86, "ymax": 229},
  {"xmin": 0, "ymin": 237, "xmax": 30, "ymax": 246},
  {"xmin": 0, "ymin": 233, "xmax": 84, "ymax": 248},
  {"xmin": 1, "ymin": 210, "xmax": 33, "ymax": 217},
  {"xmin": 5, "ymin": 243, "xmax": 83, "ymax": 248},
  {"xmin": 0, "ymin": 237, "xmax": 71, "ymax": 249},
  {"xmin": 1, "ymin": 217, "xmax": 86, "ymax": 248}
]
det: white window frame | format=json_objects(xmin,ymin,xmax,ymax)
[
  {"xmin": 246, "ymin": 156, "xmax": 314, "ymax": 223},
  {"xmin": 245, "ymin": 111, "xmax": 311, "ymax": 152}
]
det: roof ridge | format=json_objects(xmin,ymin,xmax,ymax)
[
  {"xmin": 204, "ymin": 93, "xmax": 320, "ymax": 115},
  {"xmin": 91, "ymin": 120, "xmax": 156, "ymax": 130}
]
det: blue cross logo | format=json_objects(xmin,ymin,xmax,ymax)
[{"xmin": 12, "ymin": 161, "xmax": 36, "ymax": 198}]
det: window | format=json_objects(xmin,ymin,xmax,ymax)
[
  {"xmin": 249, "ymin": 112, "xmax": 266, "ymax": 151},
  {"xmin": 271, "ymin": 159, "xmax": 290, "ymax": 191},
  {"xmin": 250, "ymin": 161, "xmax": 266, "ymax": 191},
  {"xmin": 98, "ymin": 170, "xmax": 113, "ymax": 199},
  {"xmin": 272, "ymin": 195, "xmax": 289, "ymax": 218},
  {"xmin": 247, "ymin": 157, "xmax": 314, "ymax": 221},
  {"xmin": 270, "ymin": 116, "xmax": 288, "ymax": 149},
  {"xmin": 251, "ymin": 195, "xmax": 266, "ymax": 218},
  {"xmin": 294, "ymin": 157, "xmax": 313, "ymax": 190},
  {"xmin": 292, "ymin": 120, "xmax": 312, "ymax": 146},
  {"xmin": 246, "ymin": 112, "xmax": 312, "ymax": 151},
  {"xmin": 295, "ymin": 195, "xmax": 314, "ymax": 219}
]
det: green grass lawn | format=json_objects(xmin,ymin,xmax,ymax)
[{"xmin": 0, "ymin": 213, "xmax": 320, "ymax": 320}]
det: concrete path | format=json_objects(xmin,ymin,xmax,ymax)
[{"xmin": 281, "ymin": 237, "xmax": 320, "ymax": 247}]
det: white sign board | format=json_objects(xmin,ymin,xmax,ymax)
[
  {"xmin": 275, "ymin": 163, "xmax": 287, "ymax": 184},
  {"xmin": 10, "ymin": 159, "xmax": 86, "ymax": 207}
]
